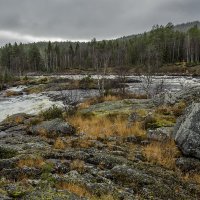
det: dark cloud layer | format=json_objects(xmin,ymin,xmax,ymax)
[{"xmin": 0, "ymin": 0, "xmax": 199, "ymax": 45}]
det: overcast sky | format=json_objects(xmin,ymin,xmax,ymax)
[{"xmin": 0, "ymin": 0, "xmax": 199, "ymax": 46}]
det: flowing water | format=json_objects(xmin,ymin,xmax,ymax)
[{"xmin": 0, "ymin": 75, "xmax": 200, "ymax": 122}]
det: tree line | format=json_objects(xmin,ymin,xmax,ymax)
[{"xmin": 1, "ymin": 23, "xmax": 200, "ymax": 76}]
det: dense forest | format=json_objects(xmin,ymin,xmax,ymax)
[{"xmin": 1, "ymin": 21, "xmax": 200, "ymax": 76}]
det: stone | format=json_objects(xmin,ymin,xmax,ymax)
[
  {"xmin": 173, "ymin": 103, "xmax": 200, "ymax": 159},
  {"xmin": 154, "ymin": 86, "xmax": 200, "ymax": 106},
  {"xmin": 147, "ymin": 127, "xmax": 173, "ymax": 141},
  {"xmin": 176, "ymin": 157, "xmax": 200, "ymax": 172},
  {"xmin": 29, "ymin": 118, "xmax": 75, "ymax": 138}
]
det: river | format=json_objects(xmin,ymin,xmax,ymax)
[{"xmin": 0, "ymin": 75, "xmax": 200, "ymax": 122}]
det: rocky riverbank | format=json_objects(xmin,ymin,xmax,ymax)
[
  {"xmin": 1, "ymin": 90, "xmax": 200, "ymax": 200},
  {"xmin": 1, "ymin": 76, "xmax": 200, "ymax": 199}
]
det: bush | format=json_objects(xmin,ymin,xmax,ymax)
[
  {"xmin": 79, "ymin": 75, "xmax": 95, "ymax": 89},
  {"xmin": 0, "ymin": 147, "xmax": 17, "ymax": 159},
  {"xmin": 40, "ymin": 105, "xmax": 63, "ymax": 120}
]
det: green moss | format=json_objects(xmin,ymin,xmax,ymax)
[
  {"xmin": 9, "ymin": 191, "xmax": 26, "ymax": 198},
  {"xmin": 145, "ymin": 114, "xmax": 176, "ymax": 129}
]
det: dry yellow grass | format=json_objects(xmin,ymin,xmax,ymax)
[
  {"xmin": 143, "ymin": 140, "xmax": 180, "ymax": 169},
  {"xmin": 69, "ymin": 115, "xmax": 146, "ymax": 139},
  {"xmin": 78, "ymin": 95, "xmax": 122, "ymax": 110},
  {"xmin": 56, "ymin": 182, "xmax": 115, "ymax": 199},
  {"xmin": 103, "ymin": 95, "xmax": 121, "ymax": 101},
  {"xmin": 56, "ymin": 182, "xmax": 90, "ymax": 198},
  {"xmin": 54, "ymin": 137, "xmax": 65, "ymax": 149},
  {"xmin": 70, "ymin": 159, "xmax": 86, "ymax": 173},
  {"xmin": 71, "ymin": 138, "xmax": 95, "ymax": 149},
  {"xmin": 17, "ymin": 156, "xmax": 45, "ymax": 168},
  {"xmin": 183, "ymin": 173, "xmax": 200, "ymax": 185},
  {"xmin": 127, "ymin": 144, "xmax": 137, "ymax": 161}
]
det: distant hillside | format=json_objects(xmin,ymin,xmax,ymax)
[
  {"xmin": 174, "ymin": 21, "xmax": 200, "ymax": 32},
  {"xmin": 120, "ymin": 21, "xmax": 200, "ymax": 40}
]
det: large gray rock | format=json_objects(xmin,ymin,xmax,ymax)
[
  {"xmin": 29, "ymin": 118, "xmax": 75, "ymax": 138},
  {"xmin": 173, "ymin": 103, "xmax": 200, "ymax": 158},
  {"xmin": 175, "ymin": 86, "xmax": 200, "ymax": 103}
]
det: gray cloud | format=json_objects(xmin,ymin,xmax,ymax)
[{"xmin": 0, "ymin": 0, "xmax": 199, "ymax": 46}]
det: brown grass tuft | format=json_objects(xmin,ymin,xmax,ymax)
[
  {"xmin": 56, "ymin": 182, "xmax": 90, "ymax": 198},
  {"xmin": 183, "ymin": 173, "xmax": 200, "ymax": 185},
  {"xmin": 143, "ymin": 140, "xmax": 180, "ymax": 169},
  {"xmin": 17, "ymin": 156, "xmax": 45, "ymax": 168},
  {"xmin": 78, "ymin": 95, "xmax": 122, "ymax": 110},
  {"xmin": 54, "ymin": 137, "xmax": 65, "ymax": 149},
  {"xmin": 70, "ymin": 159, "xmax": 86, "ymax": 173}
]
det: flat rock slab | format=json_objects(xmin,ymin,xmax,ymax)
[
  {"xmin": 29, "ymin": 118, "xmax": 75, "ymax": 138},
  {"xmin": 80, "ymin": 99, "xmax": 153, "ymax": 116}
]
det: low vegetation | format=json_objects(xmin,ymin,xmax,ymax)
[
  {"xmin": 68, "ymin": 114, "xmax": 146, "ymax": 139},
  {"xmin": 17, "ymin": 156, "xmax": 45, "ymax": 168},
  {"xmin": 70, "ymin": 159, "xmax": 86, "ymax": 173},
  {"xmin": 40, "ymin": 105, "xmax": 63, "ymax": 120},
  {"xmin": 56, "ymin": 182, "xmax": 90, "ymax": 198},
  {"xmin": 143, "ymin": 140, "xmax": 181, "ymax": 169},
  {"xmin": 54, "ymin": 137, "xmax": 65, "ymax": 149}
]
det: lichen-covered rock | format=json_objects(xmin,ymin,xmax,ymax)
[
  {"xmin": 173, "ymin": 103, "xmax": 200, "ymax": 159},
  {"xmin": 87, "ymin": 153, "xmax": 128, "ymax": 169},
  {"xmin": 0, "ymin": 167, "xmax": 41, "ymax": 180},
  {"xmin": 1, "ymin": 113, "xmax": 31, "ymax": 125},
  {"xmin": 21, "ymin": 187, "xmax": 82, "ymax": 200},
  {"xmin": 176, "ymin": 157, "xmax": 200, "ymax": 172},
  {"xmin": 29, "ymin": 118, "xmax": 75, "ymax": 138},
  {"xmin": 147, "ymin": 127, "xmax": 173, "ymax": 141}
]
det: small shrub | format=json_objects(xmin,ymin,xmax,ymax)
[
  {"xmin": 0, "ymin": 147, "xmax": 17, "ymax": 159},
  {"xmin": 41, "ymin": 162, "xmax": 54, "ymax": 174},
  {"xmin": 23, "ymin": 75, "xmax": 28, "ymax": 81},
  {"xmin": 40, "ymin": 105, "xmax": 63, "ymax": 120},
  {"xmin": 79, "ymin": 75, "xmax": 95, "ymax": 89}
]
